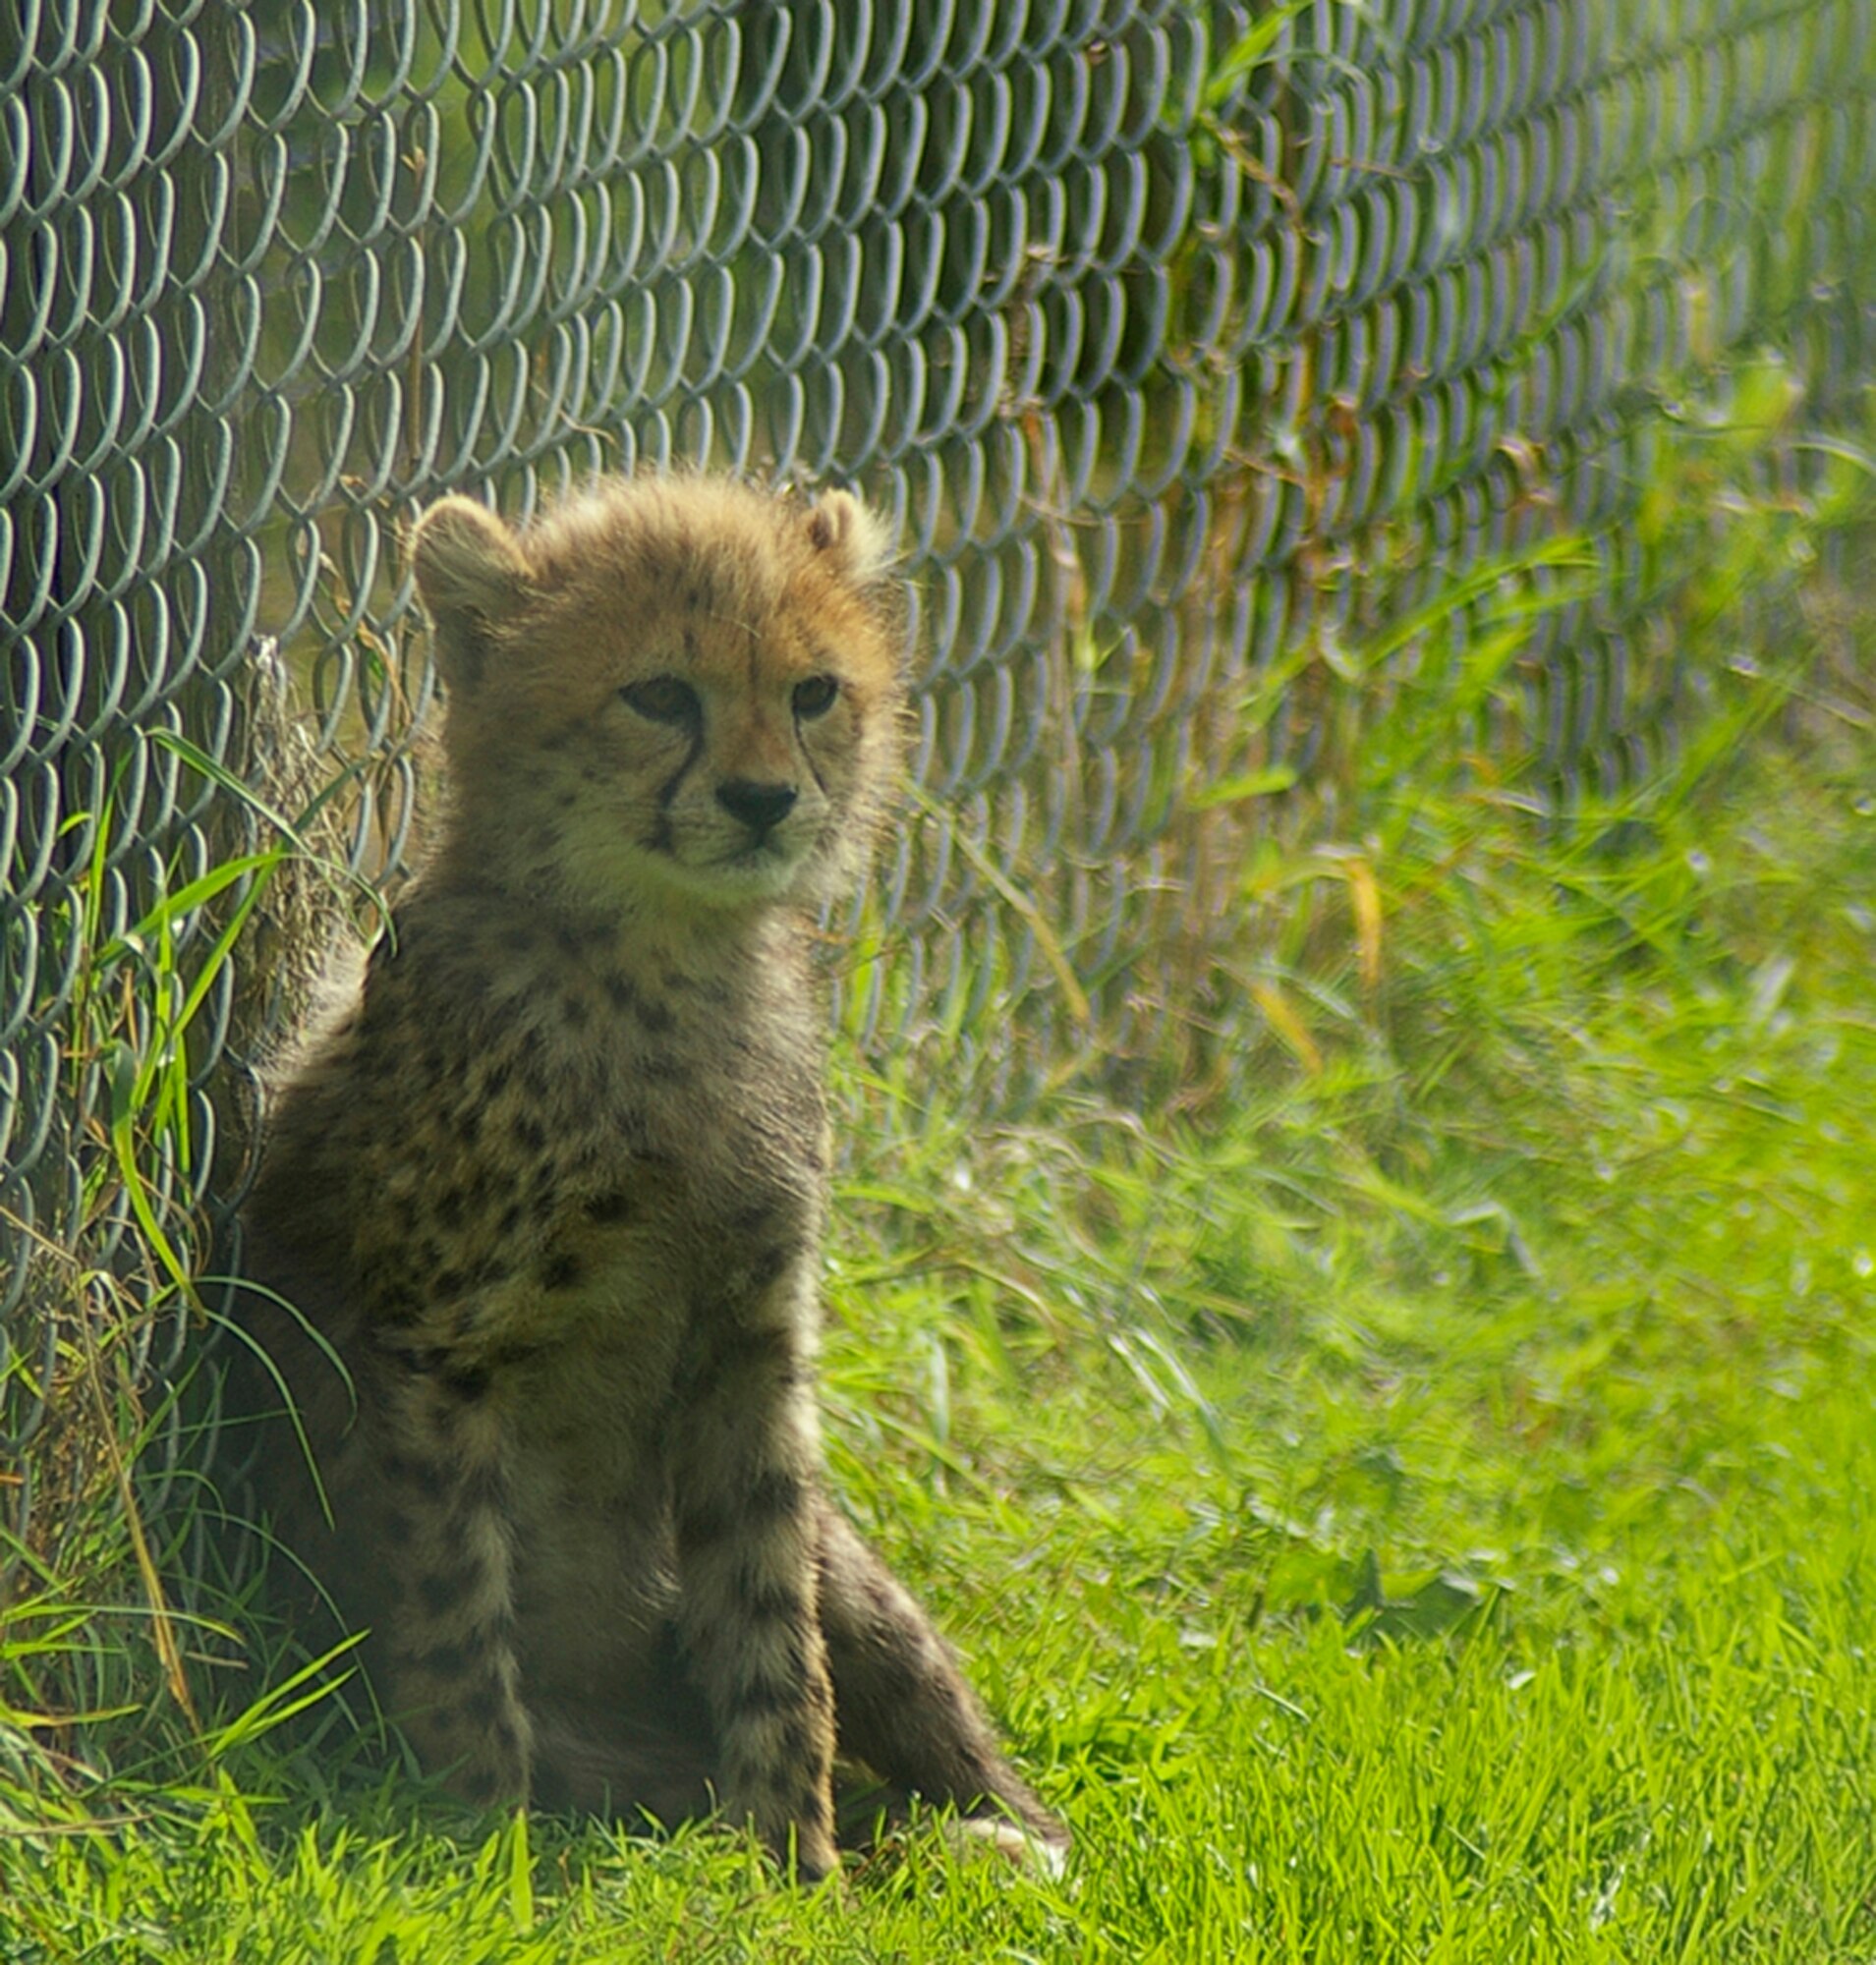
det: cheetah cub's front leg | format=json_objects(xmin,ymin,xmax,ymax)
[
  {"xmin": 671, "ymin": 1277, "xmax": 839, "ymax": 1880},
  {"xmin": 370, "ymin": 1370, "xmax": 534, "ymax": 1808}
]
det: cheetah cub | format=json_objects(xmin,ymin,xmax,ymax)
[{"xmin": 235, "ymin": 477, "xmax": 1066, "ymax": 1881}]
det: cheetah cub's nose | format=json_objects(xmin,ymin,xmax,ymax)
[{"xmin": 716, "ymin": 778, "xmax": 799, "ymax": 836}]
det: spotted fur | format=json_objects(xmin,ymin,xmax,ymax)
[{"xmin": 234, "ymin": 476, "xmax": 1065, "ymax": 1881}]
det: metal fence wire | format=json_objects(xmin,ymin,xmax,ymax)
[{"xmin": 2, "ymin": 0, "xmax": 1873, "ymax": 1597}]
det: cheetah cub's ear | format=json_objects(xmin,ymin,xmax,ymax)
[
  {"xmin": 409, "ymin": 495, "xmax": 533, "ymax": 694},
  {"xmin": 806, "ymin": 488, "xmax": 895, "ymax": 589}
]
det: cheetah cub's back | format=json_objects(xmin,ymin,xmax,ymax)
[{"xmin": 236, "ymin": 477, "xmax": 1068, "ymax": 1883}]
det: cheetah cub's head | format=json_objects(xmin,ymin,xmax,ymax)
[{"xmin": 410, "ymin": 477, "xmax": 903, "ymax": 920}]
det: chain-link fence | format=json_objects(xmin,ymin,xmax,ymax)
[{"xmin": 4, "ymin": 0, "xmax": 1874, "ymax": 1605}]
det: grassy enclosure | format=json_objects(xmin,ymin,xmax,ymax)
[{"xmin": 6, "ymin": 0, "xmax": 1876, "ymax": 1957}]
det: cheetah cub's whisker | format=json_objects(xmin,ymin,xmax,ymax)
[{"xmin": 233, "ymin": 475, "xmax": 1067, "ymax": 1884}]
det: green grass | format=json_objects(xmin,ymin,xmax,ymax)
[{"xmin": 6, "ymin": 660, "xmax": 1876, "ymax": 1958}]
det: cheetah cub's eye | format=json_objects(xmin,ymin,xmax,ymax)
[
  {"xmin": 792, "ymin": 674, "xmax": 840, "ymax": 720},
  {"xmin": 621, "ymin": 676, "xmax": 701, "ymax": 725}
]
